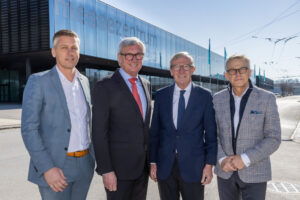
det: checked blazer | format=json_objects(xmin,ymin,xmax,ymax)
[{"xmin": 213, "ymin": 85, "xmax": 281, "ymax": 183}]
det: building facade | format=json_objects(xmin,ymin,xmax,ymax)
[{"xmin": 0, "ymin": 0, "xmax": 227, "ymax": 102}]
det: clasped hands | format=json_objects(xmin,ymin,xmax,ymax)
[
  {"xmin": 221, "ymin": 155, "xmax": 245, "ymax": 172},
  {"xmin": 150, "ymin": 163, "xmax": 213, "ymax": 185}
]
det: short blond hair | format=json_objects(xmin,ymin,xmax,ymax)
[{"xmin": 52, "ymin": 30, "xmax": 80, "ymax": 48}]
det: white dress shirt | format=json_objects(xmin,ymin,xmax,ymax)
[
  {"xmin": 219, "ymin": 87, "xmax": 251, "ymax": 167},
  {"xmin": 56, "ymin": 66, "xmax": 89, "ymax": 152},
  {"xmin": 173, "ymin": 82, "xmax": 192, "ymax": 129}
]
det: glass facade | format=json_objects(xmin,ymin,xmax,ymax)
[
  {"xmin": 0, "ymin": 69, "xmax": 20, "ymax": 102},
  {"xmin": 50, "ymin": 0, "xmax": 225, "ymax": 77},
  {"xmin": 86, "ymin": 68, "xmax": 174, "ymax": 98},
  {"xmin": 0, "ymin": 0, "xmax": 228, "ymax": 103}
]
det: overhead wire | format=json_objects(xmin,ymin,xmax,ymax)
[{"xmin": 217, "ymin": 0, "xmax": 300, "ymax": 49}]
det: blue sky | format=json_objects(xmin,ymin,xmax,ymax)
[{"xmin": 100, "ymin": 0, "xmax": 300, "ymax": 80}]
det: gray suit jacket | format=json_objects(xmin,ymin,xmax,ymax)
[
  {"xmin": 21, "ymin": 66, "xmax": 93, "ymax": 186},
  {"xmin": 213, "ymin": 85, "xmax": 281, "ymax": 183}
]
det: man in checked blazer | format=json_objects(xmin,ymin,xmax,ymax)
[{"xmin": 213, "ymin": 55, "xmax": 281, "ymax": 200}]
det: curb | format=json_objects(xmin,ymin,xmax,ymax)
[
  {"xmin": 291, "ymin": 120, "xmax": 300, "ymax": 143},
  {"xmin": 0, "ymin": 124, "xmax": 21, "ymax": 130}
]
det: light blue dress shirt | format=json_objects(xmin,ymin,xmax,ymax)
[{"xmin": 119, "ymin": 68, "xmax": 147, "ymax": 120}]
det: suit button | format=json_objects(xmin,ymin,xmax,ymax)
[
  {"xmin": 67, "ymin": 129, "xmax": 71, "ymax": 133},
  {"xmin": 64, "ymin": 147, "xmax": 68, "ymax": 151},
  {"xmin": 176, "ymin": 135, "xmax": 179, "ymax": 139}
]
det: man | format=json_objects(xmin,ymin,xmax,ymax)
[
  {"xmin": 213, "ymin": 55, "xmax": 281, "ymax": 200},
  {"xmin": 150, "ymin": 52, "xmax": 217, "ymax": 200},
  {"xmin": 92, "ymin": 37, "xmax": 152, "ymax": 200},
  {"xmin": 21, "ymin": 30, "xmax": 94, "ymax": 200}
]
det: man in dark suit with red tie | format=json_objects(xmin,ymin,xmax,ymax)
[{"xmin": 92, "ymin": 37, "xmax": 152, "ymax": 200}]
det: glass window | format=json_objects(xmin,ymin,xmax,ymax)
[{"xmin": 96, "ymin": 1, "xmax": 108, "ymax": 58}]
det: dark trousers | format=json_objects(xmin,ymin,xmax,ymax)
[
  {"xmin": 217, "ymin": 172, "xmax": 267, "ymax": 200},
  {"xmin": 105, "ymin": 169, "xmax": 149, "ymax": 200},
  {"xmin": 158, "ymin": 157, "xmax": 204, "ymax": 200}
]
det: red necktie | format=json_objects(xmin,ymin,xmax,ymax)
[{"xmin": 129, "ymin": 77, "xmax": 143, "ymax": 118}]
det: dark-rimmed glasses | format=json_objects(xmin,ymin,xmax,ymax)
[
  {"xmin": 120, "ymin": 53, "xmax": 144, "ymax": 61},
  {"xmin": 226, "ymin": 67, "xmax": 249, "ymax": 75},
  {"xmin": 171, "ymin": 64, "xmax": 194, "ymax": 71}
]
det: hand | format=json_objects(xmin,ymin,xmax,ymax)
[
  {"xmin": 201, "ymin": 164, "xmax": 213, "ymax": 185},
  {"xmin": 231, "ymin": 155, "xmax": 245, "ymax": 170},
  {"xmin": 221, "ymin": 156, "xmax": 237, "ymax": 172},
  {"xmin": 44, "ymin": 167, "xmax": 68, "ymax": 192},
  {"xmin": 102, "ymin": 171, "xmax": 117, "ymax": 191},
  {"xmin": 150, "ymin": 164, "xmax": 157, "ymax": 182}
]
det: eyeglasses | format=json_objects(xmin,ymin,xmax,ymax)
[
  {"xmin": 120, "ymin": 53, "xmax": 144, "ymax": 61},
  {"xmin": 171, "ymin": 64, "xmax": 194, "ymax": 71},
  {"xmin": 226, "ymin": 67, "xmax": 249, "ymax": 75}
]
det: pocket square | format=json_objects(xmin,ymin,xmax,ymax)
[{"xmin": 250, "ymin": 110, "xmax": 263, "ymax": 114}]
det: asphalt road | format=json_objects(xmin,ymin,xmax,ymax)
[
  {"xmin": 277, "ymin": 96, "xmax": 300, "ymax": 140},
  {"xmin": 0, "ymin": 96, "xmax": 300, "ymax": 199}
]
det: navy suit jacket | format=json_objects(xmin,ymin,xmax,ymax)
[{"xmin": 150, "ymin": 83, "xmax": 217, "ymax": 183}]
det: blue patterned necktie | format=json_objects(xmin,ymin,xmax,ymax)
[{"xmin": 177, "ymin": 90, "xmax": 186, "ymax": 129}]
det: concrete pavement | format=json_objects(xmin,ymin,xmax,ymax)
[{"xmin": 0, "ymin": 96, "xmax": 300, "ymax": 199}]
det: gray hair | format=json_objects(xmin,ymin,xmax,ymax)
[
  {"xmin": 226, "ymin": 54, "xmax": 250, "ymax": 70},
  {"xmin": 118, "ymin": 37, "xmax": 146, "ymax": 54},
  {"xmin": 170, "ymin": 51, "xmax": 194, "ymax": 67},
  {"xmin": 52, "ymin": 29, "xmax": 80, "ymax": 48}
]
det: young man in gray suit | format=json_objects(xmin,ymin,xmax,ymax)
[
  {"xmin": 21, "ymin": 30, "xmax": 94, "ymax": 200},
  {"xmin": 213, "ymin": 55, "xmax": 281, "ymax": 200}
]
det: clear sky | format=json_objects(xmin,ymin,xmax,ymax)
[{"xmin": 100, "ymin": 0, "xmax": 300, "ymax": 80}]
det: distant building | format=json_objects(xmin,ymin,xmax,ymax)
[
  {"xmin": 256, "ymin": 76, "xmax": 274, "ymax": 91},
  {"xmin": 292, "ymin": 85, "xmax": 300, "ymax": 95}
]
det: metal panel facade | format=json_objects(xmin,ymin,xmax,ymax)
[{"xmin": 0, "ymin": 0, "xmax": 49, "ymax": 53}]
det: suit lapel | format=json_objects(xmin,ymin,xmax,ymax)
[
  {"xmin": 113, "ymin": 70, "xmax": 144, "ymax": 124},
  {"xmin": 139, "ymin": 76, "xmax": 151, "ymax": 124},
  {"xmin": 77, "ymin": 75, "xmax": 90, "ymax": 105},
  {"xmin": 77, "ymin": 74, "xmax": 91, "ymax": 120},
  {"xmin": 168, "ymin": 84, "xmax": 176, "ymax": 130},
  {"xmin": 49, "ymin": 67, "xmax": 70, "ymax": 122},
  {"xmin": 223, "ymin": 90, "xmax": 233, "ymax": 138},
  {"xmin": 77, "ymin": 74, "xmax": 92, "ymax": 141},
  {"xmin": 179, "ymin": 83, "xmax": 195, "ymax": 131},
  {"xmin": 225, "ymin": 92, "xmax": 232, "ymax": 123},
  {"xmin": 238, "ymin": 87, "xmax": 258, "ymax": 131}
]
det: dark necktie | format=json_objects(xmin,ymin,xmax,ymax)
[
  {"xmin": 129, "ymin": 77, "xmax": 143, "ymax": 118},
  {"xmin": 177, "ymin": 90, "xmax": 186, "ymax": 129}
]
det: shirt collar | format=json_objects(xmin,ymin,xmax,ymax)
[
  {"xmin": 56, "ymin": 65, "xmax": 79, "ymax": 83},
  {"xmin": 174, "ymin": 82, "xmax": 192, "ymax": 93},
  {"xmin": 119, "ymin": 68, "xmax": 139, "ymax": 81},
  {"xmin": 232, "ymin": 86, "xmax": 249, "ymax": 99}
]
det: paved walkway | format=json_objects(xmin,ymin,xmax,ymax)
[{"xmin": 1, "ymin": 98, "xmax": 300, "ymax": 199}]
